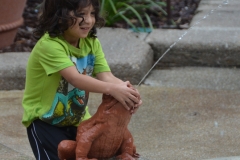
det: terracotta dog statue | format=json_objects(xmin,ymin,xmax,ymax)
[{"xmin": 58, "ymin": 94, "xmax": 139, "ymax": 160}]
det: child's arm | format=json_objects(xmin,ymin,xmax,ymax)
[
  {"xmin": 59, "ymin": 66, "xmax": 140, "ymax": 110},
  {"xmin": 95, "ymin": 71, "xmax": 123, "ymax": 84}
]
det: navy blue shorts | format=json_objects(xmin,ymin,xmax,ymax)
[{"xmin": 27, "ymin": 119, "xmax": 77, "ymax": 160}]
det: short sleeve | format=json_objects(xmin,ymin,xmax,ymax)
[
  {"xmin": 92, "ymin": 38, "xmax": 111, "ymax": 76},
  {"xmin": 38, "ymin": 39, "xmax": 74, "ymax": 76}
]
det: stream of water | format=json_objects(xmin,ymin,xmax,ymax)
[{"xmin": 137, "ymin": 0, "xmax": 230, "ymax": 86}]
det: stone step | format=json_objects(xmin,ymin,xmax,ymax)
[
  {"xmin": 143, "ymin": 67, "xmax": 240, "ymax": 91},
  {"xmin": 145, "ymin": 28, "xmax": 240, "ymax": 68}
]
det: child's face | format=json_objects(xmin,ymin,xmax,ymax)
[{"xmin": 63, "ymin": 4, "xmax": 96, "ymax": 46}]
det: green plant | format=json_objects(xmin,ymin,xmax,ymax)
[{"xmin": 100, "ymin": 0, "xmax": 167, "ymax": 32}]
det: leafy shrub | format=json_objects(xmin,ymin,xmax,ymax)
[{"xmin": 100, "ymin": 0, "xmax": 167, "ymax": 32}]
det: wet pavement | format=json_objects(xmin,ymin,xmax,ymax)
[{"xmin": 1, "ymin": 82, "xmax": 240, "ymax": 159}]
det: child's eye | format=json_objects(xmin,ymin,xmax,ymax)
[
  {"xmin": 75, "ymin": 12, "xmax": 84, "ymax": 17},
  {"xmin": 91, "ymin": 12, "xmax": 96, "ymax": 15}
]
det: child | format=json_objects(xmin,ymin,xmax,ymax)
[{"xmin": 21, "ymin": 0, "xmax": 142, "ymax": 159}]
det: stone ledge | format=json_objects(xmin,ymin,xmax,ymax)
[
  {"xmin": 146, "ymin": 28, "xmax": 240, "ymax": 68},
  {"xmin": 97, "ymin": 28, "xmax": 153, "ymax": 84},
  {"xmin": 0, "ymin": 52, "xmax": 29, "ymax": 90}
]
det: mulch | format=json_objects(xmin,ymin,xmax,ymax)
[{"xmin": 0, "ymin": 0, "xmax": 201, "ymax": 53}]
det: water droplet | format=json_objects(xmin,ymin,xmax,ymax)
[
  {"xmin": 223, "ymin": 0, "xmax": 229, "ymax": 5},
  {"xmin": 218, "ymin": 4, "xmax": 222, "ymax": 8},
  {"xmin": 203, "ymin": 14, "xmax": 209, "ymax": 19},
  {"xmin": 170, "ymin": 42, "xmax": 176, "ymax": 49},
  {"xmin": 220, "ymin": 131, "xmax": 224, "ymax": 136},
  {"xmin": 211, "ymin": 9, "xmax": 215, "ymax": 13},
  {"xmin": 225, "ymin": 43, "xmax": 228, "ymax": 48},
  {"xmin": 214, "ymin": 121, "xmax": 218, "ymax": 127}
]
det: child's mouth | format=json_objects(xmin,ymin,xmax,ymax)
[
  {"xmin": 79, "ymin": 25, "xmax": 90, "ymax": 30},
  {"xmin": 80, "ymin": 27, "xmax": 89, "ymax": 30}
]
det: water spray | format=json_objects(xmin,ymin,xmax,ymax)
[{"xmin": 137, "ymin": 0, "xmax": 230, "ymax": 86}]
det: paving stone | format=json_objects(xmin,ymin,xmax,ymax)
[{"xmin": 98, "ymin": 28, "xmax": 154, "ymax": 84}]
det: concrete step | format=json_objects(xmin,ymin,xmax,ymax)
[
  {"xmin": 195, "ymin": 0, "xmax": 240, "ymax": 28},
  {"xmin": 142, "ymin": 67, "xmax": 240, "ymax": 91},
  {"xmin": 146, "ymin": 0, "xmax": 240, "ymax": 68}
]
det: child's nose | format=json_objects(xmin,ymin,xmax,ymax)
[{"xmin": 83, "ymin": 14, "xmax": 93, "ymax": 23}]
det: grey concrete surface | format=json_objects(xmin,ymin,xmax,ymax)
[
  {"xmin": 1, "ymin": 0, "xmax": 240, "ymax": 160},
  {"xmin": 194, "ymin": 0, "xmax": 240, "ymax": 28},
  {"xmin": 97, "ymin": 28, "xmax": 154, "ymax": 85},
  {"xmin": 0, "ymin": 52, "xmax": 29, "ymax": 90},
  {"xmin": 1, "ymin": 85, "xmax": 240, "ymax": 160},
  {"xmin": 146, "ymin": 0, "xmax": 240, "ymax": 68},
  {"xmin": 143, "ymin": 67, "xmax": 240, "ymax": 91},
  {"xmin": 205, "ymin": 157, "xmax": 240, "ymax": 160}
]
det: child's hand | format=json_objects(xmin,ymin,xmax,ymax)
[
  {"xmin": 109, "ymin": 81, "xmax": 141, "ymax": 111},
  {"xmin": 130, "ymin": 88, "xmax": 142, "ymax": 114},
  {"xmin": 126, "ymin": 84, "xmax": 142, "ymax": 114}
]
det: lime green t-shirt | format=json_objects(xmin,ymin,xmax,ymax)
[{"xmin": 22, "ymin": 33, "xmax": 110, "ymax": 127}]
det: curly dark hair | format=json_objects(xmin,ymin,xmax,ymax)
[{"xmin": 33, "ymin": 0, "xmax": 105, "ymax": 39}]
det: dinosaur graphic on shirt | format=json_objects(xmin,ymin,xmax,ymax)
[
  {"xmin": 41, "ymin": 88, "xmax": 88, "ymax": 126},
  {"xmin": 40, "ymin": 54, "xmax": 94, "ymax": 126}
]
